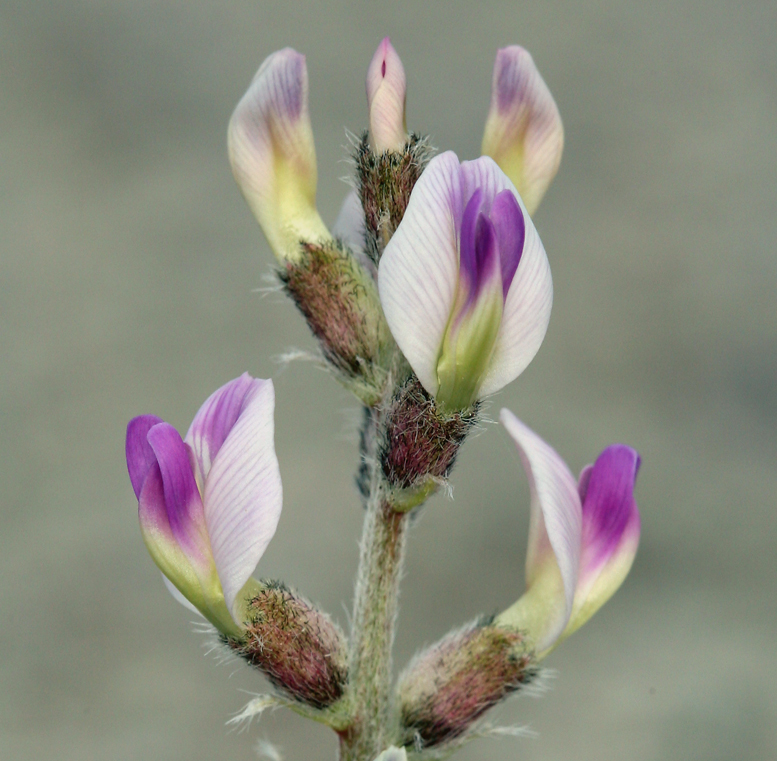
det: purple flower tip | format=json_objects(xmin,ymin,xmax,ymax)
[
  {"xmin": 126, "ymin": 414, "xmax": 164, "ymax": 499},
  {"xmin": 458, "ymin": 186, "xmax": 525, "ymax": 306},
  {"xmin": 580, "ymin": 444, "xmax": 641, "ymax": 564}
]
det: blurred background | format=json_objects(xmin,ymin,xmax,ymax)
[{"xmin": 2, "ymin": 1, "xmax": 775, "ymax": 759}]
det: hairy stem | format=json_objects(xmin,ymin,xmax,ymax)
[{"xmin": 340, "ymin": 411, "xmax": 409, "ymax": 761}]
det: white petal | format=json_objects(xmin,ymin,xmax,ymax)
[
  {"xmin": 499, "ymin": 410, "xmax": 581, "ymax": 651},
  {"xmin": 202, "ymin": 379, "xmax": 283, "ymax": 621},
  {"xmin": 478, "ymin": 203, "xmax": 552, "ymax": 397},
  {"xmin": 458, "ymin": 154, "xmax": 517, "ymax": 203},
  {"xmin": 185, "ymin": 373, "xmax": 257, "ymax": 484},
  {"xmin": 378, "ymin": 152, "xmax": 463, "ymax": 395}
]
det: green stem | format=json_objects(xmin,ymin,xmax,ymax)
[{"xmin": 340, "ymin": 412, "xmax": 409, "ymax": 761}]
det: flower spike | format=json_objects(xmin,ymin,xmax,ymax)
[
  {"xmin": 228, "ymin": 49, "xmax": 330, "ymax": 263},
  {"xmin": 496, "ymin": 410, "xmax": 641, "ymax": 655},
  {"xmin": 378, "ymin": 152, "xmax": 552, "ymax": 410},
  {"xmin": 366, "ymin": 37, "xmax": 407, "ymax": 153},
  {"xmin": 481, "ymin": 46, "xmax": 564, "ymax": 215},
  {"xmin": 125, "ymin": 375, "xmax": 282, "ymax": 636}
]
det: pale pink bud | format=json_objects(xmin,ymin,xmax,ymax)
[
  {"xmin": 398, "ymin": 621, "xmax": 533, "ymax": 748},
  {"xmin": 230, "ymin": 582, "xmax": 348, "ymax": 709},
  {"xmin": 366, "ymin": 38, "xmax": 407, "ymax": 153}
]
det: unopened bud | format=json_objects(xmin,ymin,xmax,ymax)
[
  {"xmin": 398, "ymin": 620, "xmax": 535, "ymax": 749},
  {"xmin": 481, "ymin": 46, "xmax": 564, "ymax": 215},
  {"xmin": 380, "ymin": 378, "xmax": 478, "ymax": 510},
  {"xmin": 356, "ymin": 132, "xmax": 432, "ymax": 265},
  {"xmin": 366, "ymin": 37, "xmax": 407, "ymax": 154},
  {"xmin": 229, "ymin": 49, "xmax": 330, "ymax": 263},
  {"xmin": 228, "ymin": 582, "xmax": 348, "ymax": 710},
  {"xmin": 280, "ymin": 239, "xmax": 393, "ymax": 405}
]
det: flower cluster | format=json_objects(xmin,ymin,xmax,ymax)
[{"xmin": 126, "ymin": 38, "xmax": 641, "ymax": 760}]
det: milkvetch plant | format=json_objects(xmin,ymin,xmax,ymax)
[{"xmin": 126, "ymin": 37, "xmax": 642, "ymax": 760}]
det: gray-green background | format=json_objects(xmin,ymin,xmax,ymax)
[{"xmin": 2, "ymin": 1, "xmax": 775, "ymax": 759}]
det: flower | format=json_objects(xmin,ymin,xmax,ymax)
[
  {"xmin": 378, "ymin": 152, "xmax": 552, "ymax": 410},
  {"xmin": 125, "ymin": 374, "xmax": 282, "ymax": 637},
  {"xmin": 366, "ymin": 37, "xmax": 407, "ymax": 153},
  {"xmin": 228, "ymin": 48, "xmax": 330, "ymax": 263},
  {"xmin": 481, "ymin": 46, "xmax": 564, "ymax": 216},
  {"xmin": 495, "ymin": 409, "xmax": 641, "ymax": 654}
]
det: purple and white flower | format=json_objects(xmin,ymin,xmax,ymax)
[
  {"xmin": 378, "ymin": 152, "xmax": 552, "ymax": 410},
  {"xmin": 481, "ymin": 46, "xmax": 564, "ymax": 215},
  {"xmin": 497, "ymin": 409, "xmax": 641, "ymax": 654},
  {"xmin": 228, "ymin": 49, "xmax": 330, "ymax": 263},
  {"xmin": 125, "ymin": 374, "xmax": 282, "ymax": 637},
  {"xmin": 366, "ymin": 37, "xmax": 407, "ymax": 153}
]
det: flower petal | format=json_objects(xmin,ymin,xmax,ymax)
[
  {"xmin": 146, "ymin": 423, "xmax": 211, "ymax": 568},
  {"xmin": 496, "ymin": 410, "xmax": 581, "ymax": 652},
  {"xmin": 478, "ymin": 198, "xmax": 552, "ymax": 398},
  {"xmin": 578, "ymin": 463, "xmax": 593, "ymax": 503},
  {"xmin": 490, "ymin": 189, "xmax": 525, "ymax": 297},
  {"xmin": 137, "ymin": 460, "xmax": 176, "ymax": 555},
  {"xmin": 184, "ymin": 373, "xmax": 257, "ymax": 484},
  {"xmin": 561, "ymin": 445, "xmax": 641, "ymax": 639},
  {"xmin": 457, "ymin": 189, "xmax": 486, "ymax": 298},
  {"xmin": 457, "ymin": 157, "xmax": 552, "ymax": 399},
  {"xmin": 137, "ymin": 460, "xmax": 211, "ymax": 613},
  {"xmin": 481, "ymin": 46, "xmax": 564, "ymax": 215},
  {"xmin": 458, "ymin": 154, "xmax": 516, "ymax": 203},
  {"xmin": 580, "ymin": 446, "xmax": 640, "ymax": 576},
  {"xmin": 228, "ymin": 48, "xmax": 330, "ymax": 262},
  {"xmin": 435, "ymin": 204, "xmax": 504, "ymax": 410},
  {"xmin": 201, "ymin": 378, "xmax": 283, "ymax": 620},
  {"xmin": 366, "ymin": 37, "xmax": 407, "ymax": 153},
  {"xmin": 378, "ymin": 151, "xmax": 464, "ymax": 395},
  {"xmin": 126, "ymin": 414, "xmax": 164, "ymax": 499}
]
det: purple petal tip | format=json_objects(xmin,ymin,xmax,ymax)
[
  {"xmin": 126, "ymin": 415, "xmax": 164, "ymax": 499},
  {"xmin": 145, "ymin": 422, "xmax": 205, "ymax": 557},
  {"xmin": 581, "ymin": 444, "xmax": 641, "ymax": 564}
]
